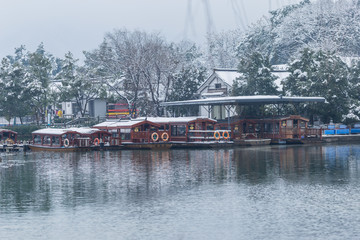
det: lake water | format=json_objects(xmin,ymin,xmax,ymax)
[{"xmin": 1, "ymin": 143, "xmax": 360, "ymax": 240}]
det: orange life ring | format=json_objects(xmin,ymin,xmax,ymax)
[
  {"xmin": 223, "ymin": 131, "xmax": 230, "ymax": 140},
  {"xmin": 214, "ymin": 131, "xmax": 221, "ymax": 140},
  {"xmin": 94, "ymin": 138, "xmax": 100, "ymax": 146},
  {"xmin": 161, "ymin": 132, "xmax": 169, "ymax": 142},
  {"xmin": 151, "ymin": 132, "xmax": 159, "ymax": 142}
]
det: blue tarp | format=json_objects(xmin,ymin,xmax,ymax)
[{"xmin": 335, "ymin": 129, "xmax": 349, "ymax": 135}]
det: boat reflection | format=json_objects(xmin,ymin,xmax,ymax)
[{"xmin": 1, "ymin": 144, "xmax": 360, "ymax": 213}]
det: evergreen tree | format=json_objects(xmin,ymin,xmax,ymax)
[
  {"xmin": 168, "ymin": 67, "xmax": 206, "ymax": 116},
  {"xmin": 346, "ymin": 60, "xmax": 360, "ymax": 122},
  {"xmin": 0, "ymin": 53, "xmax": 30, "ymax": 124},
  {"xmin": 232, "ymin": 52, "xmax": 279, "ymax": 116},
  {"xmin": 23, "ymin": 43, "xmax": 54, "ymax": 124},
  {"xmin": 283, "ymin": 49, "xmax": 350, "ymax": 123},
  {"xmin": 233, "ymin": 52, "xmax": 279, "ymax": 96}
]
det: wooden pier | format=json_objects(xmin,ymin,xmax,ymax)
[{"xmin": 0, "ymin": 144, "xmax": 30, "ymax": 152}]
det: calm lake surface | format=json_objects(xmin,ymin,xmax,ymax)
[{"xmin": 1, "ymin": 143, "xmax": 360, "ymax": 240}]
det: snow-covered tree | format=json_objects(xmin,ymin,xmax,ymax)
[
  {"xmin": 283, "ymin": 49, "xmax": 350, "ymax": 123},
  {"xmin": 346, "ymin": 59, "xmax": 360, "ymax": 122},
  {"xmin": 233, "ymin": 52, "xmax": 279, "ymax": 96},
  {"xmin": 0, "ymin": 47, "xmax": 30, "ymax": 124},
  {"xmin": 206, "ymin": 29, "xmax": 242, "ymax": 69},
  {"xmin": 58, "ymin": 52, "xmax": 105, "ymax": 117},
  {"xmin": 85, "ymin": 29, "xmax": 207, "ymax": 117},
  {"xmin": 232, "ymin": 52, "xmax": 279, "ymax": 116},
  {"xmin": 22, "ymin": 43, "xmax": 55, "ymax": 124}
]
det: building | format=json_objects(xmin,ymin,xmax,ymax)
[{"xmin": 196, "ymin": 66, "xmax": 290, "ymax": 119}]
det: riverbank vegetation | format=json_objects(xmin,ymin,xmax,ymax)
[{"xmin": 1, "ymin": 0, "xmax": 360, "ymax": 125}]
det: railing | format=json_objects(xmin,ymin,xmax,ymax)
[{"xmin": 188, "ymin": 130, "xmax": 231, "ymax": 141}]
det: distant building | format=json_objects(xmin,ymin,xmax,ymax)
[{"xmin": 197, "ymin": 66, "xmax": 290, "ymax": 119}]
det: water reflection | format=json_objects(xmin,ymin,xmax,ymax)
[{"xmin": 1, "ymin": 143, "xmax": 360, "ymax": 214}]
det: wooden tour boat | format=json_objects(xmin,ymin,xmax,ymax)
[{"xmin": 29, "ymin": 127, "xmax": 111, "ymax": 151}]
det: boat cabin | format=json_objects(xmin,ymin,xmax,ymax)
[
  {"xmin": 0, "ymin": 129, "xmax": 17, "ymax": 144},
  {"xmin": 253, "ymin": 115, "xmax": 320, "ymax": 142},
  {"xmin": 68, "ymin": 127, "xmax": 111, "ymax": 146},
  {"xmin": 32, "ymin": 128, "xmax": 78, "ymax": 148},
  {"xmin": 217, "ymin": 119, "xmax": 257, "ymax": 140},
  {"xmin": 145, "ymin": 117, "xmax": 218, "ymax": 142},
  {"xmin": 31, "ymin": 128, "xmax": 111, "ymax": 149},
  {"xmin": 93, "ymin": 119, "xmax": 162, "ymax": 144}
]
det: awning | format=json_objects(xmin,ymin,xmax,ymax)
[{"xmin": 160, "ymin": 95, "xmax": 326, "ymax": 107}]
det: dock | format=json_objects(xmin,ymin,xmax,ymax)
[{"xmin": 0, "ymin": 144, "xmax": 30, "ymax": 152}]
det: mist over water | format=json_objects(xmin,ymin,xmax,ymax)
[{"xmin": 1, "ymin": 144, "xmax": 360, "ymax": 239}]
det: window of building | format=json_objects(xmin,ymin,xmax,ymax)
[{"xmin": 215, "ymin": 83, "xmax": 221, "ymax": 89}]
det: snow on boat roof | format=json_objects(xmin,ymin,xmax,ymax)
[
  {"xmin": 161, "ymin": 95, "xmax": 326, "ymax": 107},
  {"xmin": 137, "ymin": 117, "xmax": 216, "ymax": 123},
  {"xmin": 33, "ymin": 127, "xmax": 105, "ymax": 136},
  {"xmin": 32, "ymin": 128, "xmax": 73, "ymax": 135},
  {"xmin": 94, "ymin": 119, "xmax": 147, "ymax": 128},
  {"xmin": 68, "ymin": 127, "xmax": 102, "ymax": 135}
]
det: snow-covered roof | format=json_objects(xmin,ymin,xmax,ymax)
[
  {"xmin": 137, "ymin": 117, "xmax": 217, "ymax": 123},
  {"xmin": 93, "ymin": 119, "xmax": 149, "ymax": 129},
  {"xmin": 32, "ymin": 128, "xmax": 72, "ymax": 136},
  {"xmin": 161, "ymin": 95, "xmax": 326, "ymax": 107},
  {"xmin": 68, "ymin": 127, "xmax": 102, "ymax": 135},
  {"xmin": 32, "ymin": 127, "xmax": 106, "ymax": 136},
  {"xmin": 214, "ymin": 69, "xmax": 242, "ymax": 86}
]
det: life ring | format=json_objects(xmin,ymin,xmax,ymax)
[
  {"xmin": 151, "ymin": 132, "xmax": 159, "ymax": 142},
  {"xmin": 94, "ymin": 138, "xmax": 100, "ymax": 146},
  {"xmin": 214, "ymin": 131, "xmax": 221, "ymax": 140},
  {"xmin": 223, "ymin": 131, "xmax": 230, "ymax": 140},
  {"xmin": 161, "ymin": 132, "xmax": 169, "ymax": 142},
  {"xmin": 63, "ymin": 138, "xmax": 70, "ymax": 147}
]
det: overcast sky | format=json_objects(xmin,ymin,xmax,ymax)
[{"xmin": 0, "ymin": 0, "xmax": 301, "ymax": 60}]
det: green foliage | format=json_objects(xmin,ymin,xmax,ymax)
[
  {"xmin": 283, "ymin": 49, "xmax": 350, "ymax": 123},
  {"xmin": 4, "ymin": 125, "xmax": 40, "ymax": 141},
  {"xmin": 233, "ymin": 52, "xmax": 279, "ymax": 96},
  {"xmin": 168, "ymin": 67, "xmax": 207, "ymax": 116}
]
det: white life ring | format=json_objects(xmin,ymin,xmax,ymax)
[{"xmin": 63, "ymin": 138, "xmax": 70, "ymax": 147}]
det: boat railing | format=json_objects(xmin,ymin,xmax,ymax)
[{"xmin": 188, "ymin": 129, "xmax": 231, "ymax": 141}]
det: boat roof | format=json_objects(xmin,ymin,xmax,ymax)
[
  {"xmin": 138, "ymin": 117, "xmax": 217, "ymax": 124},
  {"xmin": 161, "ymin": 95, "xmax": 326, "ymax": 107},
  {"xmin": 68, "ymin": 127, "xmax": 109, "ymax": 135},
  {"xmin": 32, "ymin": 128, "xmax": 75, "ymax": 136},
  {"xmin": 32, "ymin": 127, "xmax": 109, "ymax": 136},
  {"xmin": 0, "ymin": 129, "xmax": 17, "ymax": 134},
  {"xmin": 93, "ymin": 119, "xmax": 160, "ymax": 129}
]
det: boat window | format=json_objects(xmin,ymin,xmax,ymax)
[
  {"xmin": 300, "ymin": 121, "xmax": 306, "ymax": 128},
  {"xmin": 286, "ymin": 120, "xmax": 293, "ymax": 128},
  {"xmin": 120, "ymin": 129, "xmax": 131, "ymax": 140},
  {"xmin": 171, "ymin": 125, "xmax": 186, "ymax": 136},
  {"xmin": 52, "ymin": 136, "xmax": 60, "ymax": 145},
  {"xmin": 43, "ymin": 136, "xmax": 51, "ymax": 145},
  {"xmin": 34, "ymin": 135, "xmax": 42, "ymax": 144}
]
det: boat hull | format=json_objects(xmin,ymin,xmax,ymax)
[
  {"xmin": 234, "ymin": 139, "xmax": 271, "ymax": 146},
  {"xmin": 29, "ymin": 145, "xmax": 84, "ymax": 152}
]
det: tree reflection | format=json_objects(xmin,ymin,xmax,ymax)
[{"xmin": 1, "ymin": 144, "xmax": 360, "ymax": 213}]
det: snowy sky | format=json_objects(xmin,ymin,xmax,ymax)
[{"xmin": 0, "ymin": 0, "xmax": 302, "ymax": 60}]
